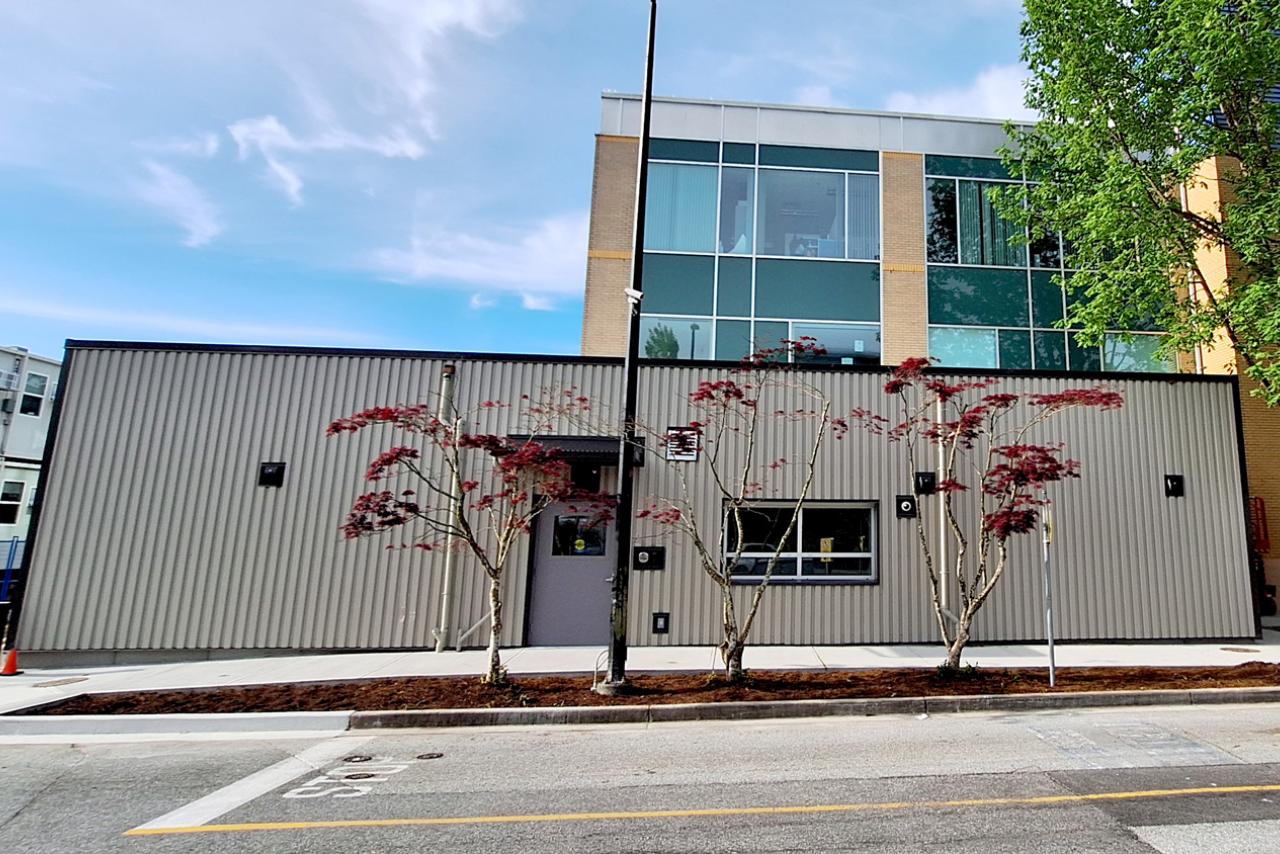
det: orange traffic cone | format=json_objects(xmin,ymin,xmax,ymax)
[{"xmin": 0, "ymin": 647, "xmax": 21, "ymax": 676}]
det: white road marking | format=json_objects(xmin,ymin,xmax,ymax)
[
  {"xmin": 1133, "ymin": 818, "xmax": 1280, "ymax": 854},
  {"xmin": 132, "ymin": 736, "xmax": 374, "ymax": 830}
]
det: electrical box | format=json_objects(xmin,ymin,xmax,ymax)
[
  {"xmin": 914, "ymin": 471, "xmax": 937, "ymax": 495},
  {"xmin": 634, "ymin": 546, "xmax": 665, "ymax": 570},
  {"xmin": 1164, "ymin": 474, "xmax": 1185, "ymax": 498},
  {"xmin": 651, "ymin": 612, "xmax": 670, "ymax": 634},
  {"xmin": 896, "ymin": 495, "xmax": 918, "ymax": 518}
]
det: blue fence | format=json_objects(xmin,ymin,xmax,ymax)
[{"xmin": 1, "ymin": 537, "xmax": 23, "ymax": 604}]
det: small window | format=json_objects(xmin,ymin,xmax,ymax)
[
  {"xmin": 0, "ymin": 481, "xmax": 22, "ymax": 525},
  {"xmin": 726, "ymin": 503, "xmax": 877, "ymax": 582},
  {"xmin": 551, "ymin": 515, "xmax": 607, "ymax": 556},
  {"xmin": 19, "ymin": 371, "xmax": 49, "ymax": 417}
]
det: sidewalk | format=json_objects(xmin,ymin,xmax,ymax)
[{"xmin": 3, "ymin": 627, "xmax": 1279, "ymax": 716}]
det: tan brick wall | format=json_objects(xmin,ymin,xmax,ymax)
[
  {"xmin": 581, "ymin": 134, "xmax": 639, "ymax": 356},
  {"xmin": 879, "ymin": 152, "xmax": 928, "ymax": 365},
  {"xmin": 1235, "ymin": 370, "xmax": 1280, "ymax": 590}
]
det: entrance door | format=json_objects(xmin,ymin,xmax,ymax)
[{"xmin": 526, "ymin": 503, "xmax": 614, "ymax": 646}]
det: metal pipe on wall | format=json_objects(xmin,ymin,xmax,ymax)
[{"xmin": 433, "ymin": 364, "xmax": 460, "ymax": 653}]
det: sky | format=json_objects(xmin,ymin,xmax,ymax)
[{"xmin": 0, "ymin": 0, "xmax": 1035, "ymax": 362}]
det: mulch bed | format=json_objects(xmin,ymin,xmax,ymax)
[{"xmin": 22, "ymin": 662, "xmax": 1280, "ymax": 716}]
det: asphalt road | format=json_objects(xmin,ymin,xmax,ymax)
[{"xmin": 4, "ymin": 704, "xmax": 1280, "ymax": 852}]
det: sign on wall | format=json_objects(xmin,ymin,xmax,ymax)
[{"xmin": 664, "ymin": 426, "xmax": 701, "ymax": 462}]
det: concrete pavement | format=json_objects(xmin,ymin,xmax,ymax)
[{"xmin": 3, "ymin": 629, "xmax": 1280, "ymax": 715}]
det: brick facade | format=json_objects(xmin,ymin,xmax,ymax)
[
  {"xmin": 581, "ymin": 134, "xmax": 638, "ymax": 357},
  {"xmin": 879, "ymin": 152, "xmax": 928, "ymax": 365}
]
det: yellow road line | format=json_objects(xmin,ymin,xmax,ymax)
[{"xmin": 123, "ymin": 783, "xmax": 1280, "ymax": 836}]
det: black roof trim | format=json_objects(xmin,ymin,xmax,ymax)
[{"xmin": 63, "ymin": 339, "xmax": 1237, "ymax": 385}]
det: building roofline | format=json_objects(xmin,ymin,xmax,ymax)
[
  {"xmin": 601, "ymin": 92, "xmax": 1035, "ymax": 130},
  {"xmin": 1, "ymin": 345, "xmax": 62, "ymax": 366},
  {"xmin": 63, "ymin": 339, "xmax": 1235, "ymax": 386}
]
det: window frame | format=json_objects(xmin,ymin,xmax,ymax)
[
  {"xmin": 0, "ymin": 480, "xmax": 23, "ymax": 526},
  {"xmin": 19, "ymin": 371, "xmax": 49, "ymax": 418},
  {"xmin": 726, "ymin": 500, "xmax": 879, "ymax": 585}
]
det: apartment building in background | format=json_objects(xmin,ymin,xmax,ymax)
[
  {"xmin": 1, "ymin": 345, "xmax": 61, "ymax": 542},
  {"xmin": 581, "ymin": 93, "xmax": 1278, "ymax": 595}
]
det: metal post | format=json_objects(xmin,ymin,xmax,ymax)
[
  {"xmin": 600, "ymin": 0, "xmax": 657, "ymax": 692},
  {"xmin": 1041, "ymin": 508, "xmax": 1056, "ymax": 688},
  {"xmin": 433, "ymin": 364, "xmax": 460, "ymax": 653}
]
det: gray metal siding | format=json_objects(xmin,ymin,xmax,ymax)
[{"xmin": 20, "ymin": 346, "xmax": 1253, "ymax": 653}]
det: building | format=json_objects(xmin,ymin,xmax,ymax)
[
  {"xmin": 12, "ymin": 341, "xmax": 1256, "ymax": 664},
  {"xmin": 0, "ymin": 346, "xmax": 60, "ymax": 542},
  {"xmin": 581, "ymin": 93, "xmax": 1279, "ymax": 597}
]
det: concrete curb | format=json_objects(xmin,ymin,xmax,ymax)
[
  {"xmin": 348, "ymin": 685, "xmax": 1280, "ymax": 730},
  {"xmin": 6, "ymin": 686, "xmax": 1280, "ymax": 736},
  {"xmin": 0, "ymin": 710, "xmax": 352, "ymax": 736}
]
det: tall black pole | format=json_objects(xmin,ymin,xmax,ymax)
[{"xmin": 602, "ymin": 0, "xmax": 657, "ymax": 690}]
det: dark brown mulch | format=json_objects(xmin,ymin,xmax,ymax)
[{"xmin": 23, "ymin": 662, "xmax": 1280, "ymax": 716}]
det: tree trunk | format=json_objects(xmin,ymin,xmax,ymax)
[
  {"xmin": 719, "ymin": 587, "xmax": 747, "ymax": 683},
  {"xmin": 944, "ymin": 614, "xmax": 972, "ymax": 670},
  {"xmin": 484, "ymin": 575, "xmax": 505, "ymax": 684},
  {"xmin": 723, "ymin": 641, "xmax": 746, "ymax": 683}
]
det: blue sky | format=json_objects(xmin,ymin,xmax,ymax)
[{"xmin": 0, "ymin": 1, "xmax": 1033, "ymax": 362}]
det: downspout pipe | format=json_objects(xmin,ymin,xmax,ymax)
[{"xmin": 433, "ymin": 364, "xmax": 460, "ymax": 653}]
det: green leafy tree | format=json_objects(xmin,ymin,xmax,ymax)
[
  {"xmin": 644, "ymin": 323, "xmax": 680, "ymax": 359},
  {"xmin": 1001, "ymin": 0, "xmax": 1280, "ymax": 400}
]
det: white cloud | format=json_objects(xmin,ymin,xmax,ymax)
[
  {"xmin": 469, "ymin": 293, "xmax": 497, "ymax": 310},
  {"xmin": 138, "ymin": 133, "xmax": 220, "ymax": 158},
  {"xmin": 371, "ymin": 211, "xmax": 589, "ymax": 309},
  {"xmin": 793, "ymin": 85, "xmax": 838, "ymax": 108},
  {"xmin": 134, "ymin": 161, "xmax": 223, "ymax": 247},
  {"xmin": 885, "ymin": 63, "xmax": 1037, "ymax": 121},
  {"xmin": 1, "ymin": 294, "xmax": 376, "ymax": 345},
  {"xmin": 228, "ymin": 114, "xmax": 425, "ymax": 206}
]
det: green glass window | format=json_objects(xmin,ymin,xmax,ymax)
[
  {"xmin": 1031, "ymin": 271, "xmax": 1065, "ymax": 328},
  {"xmin": 957, "ymin": 180, "xmax": 1026, "ymax": 266},
  {"xmin": 926, "ymin": 178, "xmax": 958, "ymax": 263},
  {"xmin": 1103, "ymin": 334, "xmax": 1175, "ymax": 373},
  {"xmin": 1068, "ymin": 334, "xmax": 1101, "ymax": 371},
  {"xmin": 927, "ymin": 266, "xmax": 1029, "ymax": 327},
  {"xmin": 929, "ymin": 327, "xmax": 998, "ymax": 369},
  {"xmin": 847, "ymin": 173, "xmax": 879, "ymax": 260},
  {"xmin": 756, "ymin": 259, "xmax": 879, "ymax": 322},
  {"xmin": 925, "ymin": 154, "xmax": 1012, "ymax": 180},
  {"xmin": 719, "ymin": 167, "xmax": 754, "ymax": 254},
  {"xmin": 716, "ymin": 257, "xmax": 752, "ymax": 316},
  {"xmin": 649, "ymin": 138, "xmax": 718, "ymax": 162},
  {"xmin": 644, "ymin": 163, "xmax": 717, "ymax": 252},
  {"xmin": 1033, "ymin": 331, "xmax": 1068, "ymax": 370},
  {"xmin": 722, "ymin": 142, "xmax": 755, "ymax": 164},
  {"xmin": 716, "ymin": 320, "xmax": 752, "ymax": 361},
  {"xmin": 639, "ymin": 316, "xmax": 711, "ymax": 359},
  {"xmin": 757, "ymin": 170, "xmax": 845, "ymax": 258},
  {"xmin": 998, "ymin": 329, "xmax": 1032, "ymax": 369},
  {"xmin": 759, "ymin": 145, "xmax": 877, "ymax": 172},
  {"xmin": 1029, "ymin": 228, "xmax": 1062, "ymax": 269},
  {"xmin": 753, "ymin": 320, "xmax": 789, "ymax": 354},
  {"xmin": 791, "ymin": 323, "xmax": 881, "ymax": 366},
  {"xmin": 641, "ymin": 253, "xmax": 714, "ymax": 314}
]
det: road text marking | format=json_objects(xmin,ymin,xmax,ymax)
[
  {"xmin": 124, "ymin": 782, "xmax": 1280, "ymax": 836},
  {"xmin": 131, "ymin": 737, "xmax": 373, "ymax": 831}
]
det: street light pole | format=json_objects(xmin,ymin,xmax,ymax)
[{"xmin": 600, "ymin": 0, "xmax": 657, "ymax": 692}]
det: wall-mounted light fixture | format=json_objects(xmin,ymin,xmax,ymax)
[
  {"xmin": 1164, "ymin": 474, "xmax": 1185, "ymax": 498},
  {"xmin": 914, "ymin": 471, "xmax": 937, "ymax": 495},
  {"xmin": 634, "ymin": 546, "xmax": 665, "ymax": 570},
  {"xmin": 651, "ymin": 612, "xmax": 670, "ymax": 634},
  {"xmin": 896, "ymin": 495, "xmax": 918, "ymax": 518}
]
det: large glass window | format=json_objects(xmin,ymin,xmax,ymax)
[
  {"xmin": 640, "ymin": 317, "xmax": 712, "ymax": 360},
  {"xmin": 929, "ymin": 327, "xmax": 998, "ymax": 368},
  {"xmin": 926, "ymin": 178, "xmax": 959, "ymax": 263},
  {"xmin": 957, "ymin": 180, "xmax": 1025, "ymax": 266},
  {"xmin": 847, "ymin": 174, "xmax": 879, "ymax": 260},
  {"xmin": 757, "ymin": 170, "xmax": 845, "ymax": 258},
  {"xmin": 715, "ymin": 320, "xmax": 752, "ymax": 361},
  {"xmin": 645, "ymin": 163, "xmax": 717, "ymax": 252},
  {"xmin": 756, "ymin": 259, "xmax": 879, "ymax": 322},
  {"xmin": 727, "ymin": 503, "xmax": 876, "ymax": 581},
  {"xmin": 716, "ymin": 257, "xmax": 752, "ymax": 316},
  {"xmin": 642, "ymin": 254, "xmax": 714, "ymax": 315},
  {"xmin": 1103, "ymin": 334, "xmax": 1175, "ymax": 373},
  {"xmin": 927, "ymin": 266, "xmax": 1029, "ymax": 327},
  {"xmin": 719, "ymin": 167, "xmax": 754, "ymax": 254},
  {"xmin": 791, "ymin": 323, "xmax": 881, "ymax": 365}
]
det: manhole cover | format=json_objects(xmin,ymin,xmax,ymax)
[
  {"xmin": 417, "ymin": 752, "xmax": 444, "ymax": 760},
  {"xmin": 343, "ymin": 772, "xmax": 376, "ymax": 780},
  {"xmin": 342, "ymin": 755, "xmax": 373, "ymax": 763},
  {"xmin": 1221, "ymin": 647, "xmax": 1261, "ymax": 653}
]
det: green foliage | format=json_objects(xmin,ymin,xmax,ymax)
[
  {"xmin": 644, "ymin": 323, "xmax": 680, "ymax": 359},
  {"xmin": 1000, "ymin": 0, "xmax": 1280, "ymax": 401},
  {"xmin": 934, "ymin": 662, "xmax": 983, "ymax": 682}
]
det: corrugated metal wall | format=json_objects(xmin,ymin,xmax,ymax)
[{"xmin": 19, "ymin": 345, "xmax": 1254, "ymax": 654}]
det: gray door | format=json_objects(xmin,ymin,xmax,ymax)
[{"xmin": 527, "ymin": 503, "xmax": 614, "ymax": 646}]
